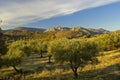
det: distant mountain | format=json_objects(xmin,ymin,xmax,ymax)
[
  {"xmin": 45, "ymin": 26, "xmax": 109, "ymax": 34},
  {"xmin": 44, "ymin": 26, "xmax": 70, "ymax": 32},
  {"xmin": 87, "ymin": 28, "xmax": 110, "ymax": 34},
  {"xmin": 3, "ymin": 27, "xmax": 46, "ymax": 33},
  {"xmin": 71, "ymin": 26, "xmax": 91, "ymax": 35},
  {"xmin": 114, "ymin": 30, "xmax": 120, "ymax": 33},
  {"xmin": 2, "ymin": 26, "xmax": 110, "ymax": 35}
]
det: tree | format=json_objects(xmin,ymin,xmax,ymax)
[
  {"xmin": 2, "ymin": 41, "xmax": 32, "ymax": 74},
  {"xmin": 28, "ymin": 40, "xmax": 48, "ymax": 58},
  {"xmin": 49, "ymin": 39, "xmax": 99, "ymax": 78},
  {"xmin": 0, "ymin": 27, "xmax": 7, "ymax": 67},
  {"xmin": 47, "ymin": 42, "xmax": 53, "ymax": 63},
  {"xmin": 38, "ymin": 41, "xmax": 48, "ymax": 58}
]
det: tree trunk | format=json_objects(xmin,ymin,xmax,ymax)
[
  {"xmin": 0, "ymin": 58, "xmax": 2, "ymax": 68},
  {"xmin": 70, "ymin": 61, "xmax": 78, "ymax": 78},
  {"xmin": 73, "ymin": 67, "xmax": 78, "ymax": 78},
  {"xmin": 48, "ymin": 56, "xmax": 51, "ymax": 63},
  {"xmin": 12, "ymin": 66, "xmax": 20, "ymax": 73},
  {"xmin": 40, "ymin": 51, "xmax": 43, "ymax": 58},
  {"xmin": 12, "ymin": 66, "xmax": 23, "ymax": 75}
]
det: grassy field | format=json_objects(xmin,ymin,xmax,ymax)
[{"xmin": 0, "ymin": 49, "xmax": 120, "ymax": 80}]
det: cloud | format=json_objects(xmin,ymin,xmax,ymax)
[{"xmin": 0, "ymin": 0, "xmax": 119, "ymax": 29}]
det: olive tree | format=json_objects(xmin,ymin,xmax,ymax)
[
  {"xmin": 37, "ymin": 41, "xmax": 48, "ymax": 58},
  {"xmin": 49, "ymin": 39, "xmax": 99, "ymax": 78},
  {"xmin": 47, "ymin": 42, "xmax": 53, "ymax": 63},
  {"xmin": 2, "ymin": 41, "xmax": 32, "ymax": 74},
  {"xmin": 28, "ymin": 40, "xmax": 48, "ymax": 58}
]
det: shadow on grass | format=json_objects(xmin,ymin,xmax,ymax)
[
  {"xmin": 1, "ymin": 63, "xmax": 120, "ymax": 80},
  {"xmin": 79, "ymin": 63, "xmax": 120, "ymax": 80},
  {"xmin": 32, "ymin": 63, "xmax": 120, "ymax": 80},
  {"xmin": 112, "ymin": 54, "xmax": 120, "ymax": 59},
  {"xmin": 112, "ymin": 49, "xmax": 120, "ymax": 53}
]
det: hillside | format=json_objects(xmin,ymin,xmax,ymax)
[
  {"xmin": 0, "ymin": 49, "xmax": 120, "ymax": 80},
  {"xmin": 3, "ymin": 27, "xmax": 46, "ymax": 33}
]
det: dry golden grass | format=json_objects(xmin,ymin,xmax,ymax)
[{"xmin": 0, "ymin": 49, "xmax": 120, "ymax": 80}]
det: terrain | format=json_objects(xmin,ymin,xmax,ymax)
[
  {"xmin": 3, "ymin": 26, "xmax": 109, "ymax": 35},
  {"xmin": 0, "ymin": 49, "xmax": 120, "ymax": 80},
  {"xmin": 0, "ymin": 26, "xmax": 120, "ymax": 80},
  {"xmin": 2, "ymin": 26, "xmax": 110, "ymax": 41}
]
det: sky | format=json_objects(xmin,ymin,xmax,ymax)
[{"xmin": 0, "ymin": 0, "xmax": 120, "ymax": 31}]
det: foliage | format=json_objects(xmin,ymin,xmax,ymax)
[
  {"xmin": 0, "ymin": 30, "xmax": 7, "ymax": 55},
  {"xmin": 2, "ymin": 40, "xmax": 32, "ymax": 73},
  {"xmin": 93, "ymin": 32, "xmax": 120, "ymax": 51},
  {"xmin": 49, "ymin": 39, "xmax": 99, "ymax": 78},
  {"xmin": 1, "ymin": 28, "xmax": 120, "ymax": 79},
  {"xmin": 0, "ymin": 29, "xmax": 7, "ymax": 67},
  {"xmin": 28, "ymin": 40, "xmax": 48, "ymax": 57}
]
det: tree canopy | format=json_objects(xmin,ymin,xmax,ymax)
[{"xmin": 49, "ymin": 39, "xmax": 99, "ymax": 78}]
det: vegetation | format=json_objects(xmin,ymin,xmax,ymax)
[
  {"xmin": 49, "ymin": 39, "xmax": 99, "ymax": 78},
  {"xmin": 28, "ymin": 40, "xmax": 48, "ymax": 58},
  {"xmin": 0, "ymin": 27, "xmax": 120, "ymax": 80},
  {"xmin": 94, "ymin": 32, "xmax": 120, "ymax": 51},
  {"xmin": 0, "ymin": 28, "xmax": 7, "ymax": 67},
  {"xmin": 2, "ymin": 41, "xmax": 32, "ymax": 74}
]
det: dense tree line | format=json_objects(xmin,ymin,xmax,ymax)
[
  {"xmin": 1, "ymin": 38, "xmax": 99, "ymax": 78},
  {"xmin": 3, "ymin": 30, "xmax": 89, "ymax": 41},
  {"xmin": 92, "ymin": 32, "xmax": 120, "ymax": 51}
]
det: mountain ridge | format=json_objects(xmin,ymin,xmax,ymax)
[{"xmin": 2, "ymin": 26, "xmax": 110, "ymax": 35}]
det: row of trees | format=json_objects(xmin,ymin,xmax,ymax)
[
  {"xmin": 4, "ymin": 30, "xmax": 89, "ymax": 41},
  {"xmin": 1, "ymin": 38, "xmax": 99, "ymax": 78},
  {"xmin": 1, "ymin": 28, "xmax": 120, "ymax": 78}
]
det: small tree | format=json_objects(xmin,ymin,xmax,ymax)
[
  {"xmin": 2, "ymin": 41, "xmax": 32, "ymax": 74},
  {"xmin": 47, "ymin": 41, "xmax": 54, "ymax": 63},
  {"xmin": 28, "ymin": 40, "xmax": 48, "ymax": 58},
  {"xmin": 49, "ymin": 39, "xmax": 99, "ymax": 78},
  {"xmin": 36, "ymin": 41, "xmax": 48, "ymax": 58}
]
